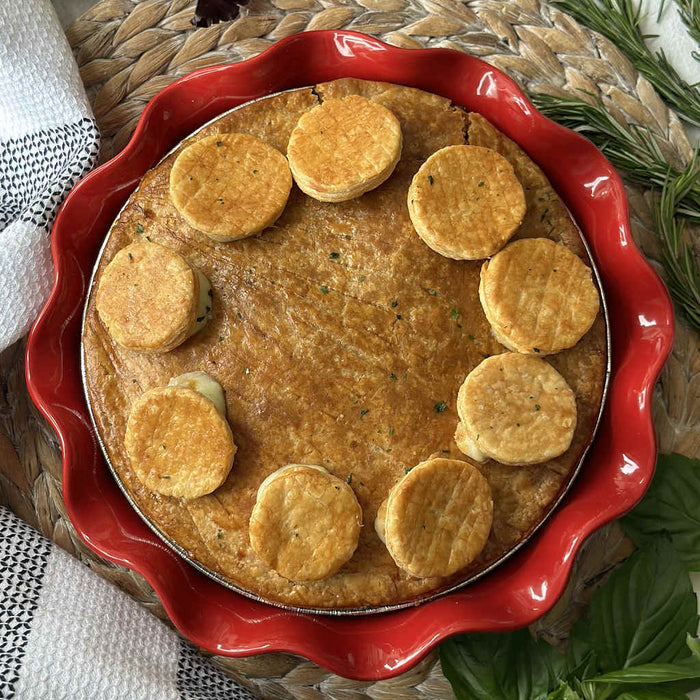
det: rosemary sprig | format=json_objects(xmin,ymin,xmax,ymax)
[
  {"xmin": 673, "ymin": 0, "xmax": 700, "ymax": 55},
  {"xmin": 531, "ymin": 92, "xmax": 700, "ymax": 223},
  {"xmin": 532, "ymin": 92, "xmax": 700, "ymax": 329},
  {"xmin": 552, "ymin": 0, "xmax": 700, "ymax": 127},
  {"xmin": 652, "ymin": 153, "xmax": 700, "ymax": 329}
]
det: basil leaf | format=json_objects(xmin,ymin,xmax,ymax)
[
  {"xmin": 584, "ymin": 537, "xmax": 698, "ymax": 671},
  {"xmin": 565, "ymin": 619, "xmax": 599, "ymax": 680},
  {"xmin": 621, "ymin": 454, "xmax": 700, "ymax": 571},
  {"xmin": 614, "ymin": 688, "xmax": 689, "ymax": 699},
  {"xmin": 589, "ymin": 654, "xmax": 700, "ymax": 684},
  {"xmin": 586, "ymin": 635, "xmax": 700, "ymax": 686},
  {"xmin": 439, "ymin": 629, "xmax": 565, "ymax": 700},
  {"xmin": 546, "ymin": 681, "xmax": 584, "ymax": 699}
]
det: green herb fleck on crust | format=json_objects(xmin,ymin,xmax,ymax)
[{"xmin": 434, "ymin": 401, "xmax": 447, "ymax": 413}]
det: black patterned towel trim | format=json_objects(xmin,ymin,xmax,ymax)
[
  {"xmin": 0, "ymin": 507, "xmax": 52, "ymax": 700},
  {"xmin": 177, "ymin": 639, "xmax": 256, "ymax": 699},
  {"xmin": 0, "ymin": 117, "xmax": 99, "ymax": 233}
]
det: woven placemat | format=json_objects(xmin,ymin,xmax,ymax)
[{"xmin": 1, "ymin": 0, "xmax": 698, "ymax": 696}]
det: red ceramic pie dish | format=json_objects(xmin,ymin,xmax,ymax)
[{"xmin": 26, "ymin": 31, "xmax": 673, "ymax": 680}]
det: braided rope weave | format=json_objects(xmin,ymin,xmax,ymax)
[{"xmin": 0, "ymin": 0, "xmax": 698, "ymax": 696}]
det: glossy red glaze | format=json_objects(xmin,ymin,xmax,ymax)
[{"xmin": 26, "ymin": 31, "xmax": 674, "ymax": 680}]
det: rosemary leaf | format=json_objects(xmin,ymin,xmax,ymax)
[
  {"xmin": 652, "ymin": 153, "xmax": 700, "ymax": 329},
  {"xmin": 673, "ymin": 0, "xmax": 700, "ymax": 54},
  {"xmin": 552, "ymin": 0, "xmax": 700, "ymax": 127},
  {"xmin": 530, "ymin": 92, "xmax": 700, "ymax": 223},
  {"xmin": 532, "ymin": 92, "xmax": 700, "ymax": 329}
]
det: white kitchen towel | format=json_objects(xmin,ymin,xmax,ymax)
[
  {"xmin": 0, "ymin": 0, "xmax": 99, "ymax": 352},
  {"xmin": 0, "ymin": 506, "xmax": 255, "ymax": 700}
]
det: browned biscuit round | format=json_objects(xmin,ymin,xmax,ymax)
[
  {"xmin": 249, "ymin": 465, "xmax": 362, "ymax": 581},
  {"xmin": 287, "ymin": 95, "xmax": 402, "ymax": 202},
  {"xmin": 479, "ymin": 237, "xmax": 600, "ymax": 355},
  {"xmin": 455, "ymin": 353, "xmax": 577, "ymax": 465},
  {"xmin": 169, "ymin": 133, "xmax": 292, "ymax": 241},
  {"xmin": 124, "ymin": 386, "xmax": 236, "ymax": 498},
  {"xmin": 95, "ymin": 242, "xmax": 203, "ymax": 353},
  {"xmin": 382, "ymin": 458, "xmax": 492, "ymax": 578},
  {"xmin": 407, "ymin": 145, "xmax": 526, "ymax": 260}
]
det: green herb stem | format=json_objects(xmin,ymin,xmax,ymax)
[
  {"xmin": 652, "ymin": 154, "xmax": 700, "ymax": 328},
  {"xmin": 530, "ymin": 93, "xmax": 700, "ymax": 223},
  {"xmin": 674, "ymin": 0, "xmax": 700, "ymax": 55},
  {"xmin": 531, "ymin": 92, "xmax": 700, "ymax": 329}
]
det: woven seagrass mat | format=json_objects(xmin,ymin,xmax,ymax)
[{"xmin": 2, "ymin": 0, "xmax": 699, "ymax": 696}]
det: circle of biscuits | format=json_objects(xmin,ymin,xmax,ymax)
[
  {"xmin": 248, "ymin": 465, "xmax": 362, "ymax": 581},
  {"xmin": 169, "ymin": 133, "xmax": 293, "ymax": 242},
  {"xmin": 379, "ymin": 458, "xmax": 493, "ymax": 578},
  {"xmin": 479, "ymin": 237, "xmax": 600, "ymax": 355},
  {"xmin": 124, "ymin": 386, "xmax": 237, "ymax": 498},
  {"xmin": 286, "ymin": 95, "xmax": 403, "ymax": 202},
  {"xmin": 455, "ymin": 353, "xmax": 577, "ymax": 466},
  {"xmin": 95, "ymin": 241, "xmax": 203, "ymax": 353},
  {"xmin": 407, "ymin": 145, "xmax": 526, "ymax": 260},
  {"xmin": 101, "ymin": 93, "xmax": 603, "ymax": 593}
]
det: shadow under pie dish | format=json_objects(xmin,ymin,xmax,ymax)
[
  {"xmin": 27, "ymin": 31, "xmax": 673, "ymax": 679},
  {"xmin": 81, "ymin": 77, "xmax": 608, "ymax": 612}
]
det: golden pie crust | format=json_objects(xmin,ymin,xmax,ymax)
[{"xmin": 82, "ymin": 79, "xmax": 607, "ymax": 610}]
